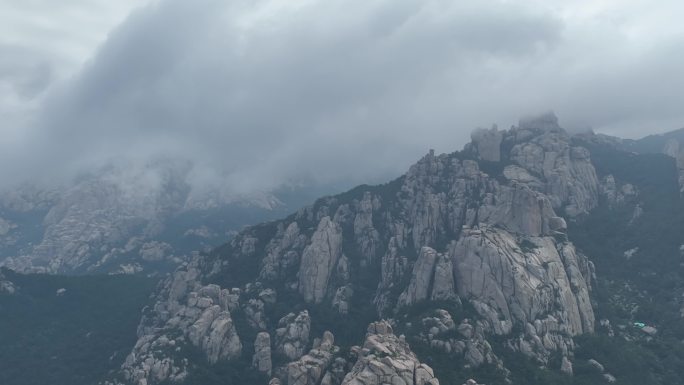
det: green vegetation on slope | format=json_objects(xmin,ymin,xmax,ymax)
[
  {"xmin": 0, "ymin": 269, "xmax": 158, "ymax": 385},
  {"xmin": 565, "ymin": 141, "xmax": 684, "ymax": 385}
]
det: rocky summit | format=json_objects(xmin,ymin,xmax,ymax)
[{"xmin": 103, "ymin": 113, "xmax": 635, "ymax": 385}]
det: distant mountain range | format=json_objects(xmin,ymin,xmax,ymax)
[{"xmin": 0, "ymin": 161, "xmax": 332, "ymax": 275}]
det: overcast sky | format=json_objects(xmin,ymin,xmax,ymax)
[{"xmin": 2, "ymin": 0, "xmax": 684, "ymax": 193}]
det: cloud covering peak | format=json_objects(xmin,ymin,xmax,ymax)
[{"xmin": 2, "ymin": 0, "xmax": 684, "ymax": 193}]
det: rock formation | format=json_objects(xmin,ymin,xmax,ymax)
[
  {"xmin": 298, "ymin": 217, "xmax": 344, "ymax": 303},
  {"xmin": 115, "ymin": 261, "xmax": 242, "ymax": 384},
  {"xmin": 418, "ymin": 310, "xmax": 505, "ymax": 372},
  {"xmin": 508, "ymin": 114, "xmax": 599, "ymax": 217},
  {"xmin": 286, "ymin": 331, "xmax": 340, "ymax": 385},
  {"xmin": 110, "ymin": 114, "xmax": 601, "ymax": 383},
  {"xmin": 342, "ymin": 321, "xmax": 440, "ymax": 385},
  {"xmin": 453, "ymin": 227, "xmax": 594, "ymax": 334},
  {"xmin": 276, "ymin": 311, "xmax": 312, "ymax": 361}
]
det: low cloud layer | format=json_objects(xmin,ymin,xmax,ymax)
[{"xmin": 2, "ymin": 0, "xmax": 684, "ymax": 194}]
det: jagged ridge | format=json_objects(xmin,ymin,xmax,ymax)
[{"xmin": 111, "ymin": 113, "xmax": 602, "ymax": 385}]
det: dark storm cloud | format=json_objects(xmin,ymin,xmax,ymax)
[{"xmin": 2, "ymin": 0, "xmax": 684, "ymax": 193}]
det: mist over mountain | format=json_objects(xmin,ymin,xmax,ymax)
[
  {"xmin": 0, "ymin": 159, "xmax": 338, "ymax": 274},
  {"xmin": 4, "ymin": 114, "xmax": 684, "ymax": 385},
  {"xmin": 3, "ymin": 0, "xmax": 684, "ymax": 194},
  {"xmin": 5, "ymin": 1, "xmax": 684, "ymax": 385},
  {"xmin": 77, "ymin": 116, "xmax": 684, "ymax": 385}
]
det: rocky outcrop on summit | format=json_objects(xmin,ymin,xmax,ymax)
[
  {"xmin": 342, "ymin": 321, "xmax": 440, "ymax": 385},
  {"xmin": 509, "ymin": 115, "xmax": 599, "ymax": 217},
  {"xmin": 466, "ymin": 113, "xmax": 600, "ymax": 217},
  {"xmin": 399, "ymin": 151, "xmax": 558, "ymax": 248}
]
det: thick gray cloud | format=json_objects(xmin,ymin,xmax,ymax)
[
  {"xmin": 0, "ymin": 0, "xmax": 146, "ymax": 164},
  {"xmin": 2, "ymin": 0, "xmax": 684, "ymax": 193}
]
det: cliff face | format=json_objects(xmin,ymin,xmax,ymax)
[{"xmin": 111, "ymin": 114, "xmax": 600, "ymax": 385}]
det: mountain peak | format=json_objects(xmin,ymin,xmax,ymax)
[{"xmin": 518, "ymin": 111, "xmax": 562, "ymax": 132}]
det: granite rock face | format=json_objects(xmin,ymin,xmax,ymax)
[
  {"xmin": 298, "ymin": 217, "xmax": 344, "ymax": 303},
  {"xmin": 397, "ymin": 247, "xmax": 457, "ymax": 307},
  {"xmin": 453, "ymin": 227, "xmax": 594, "ymax": 336}
]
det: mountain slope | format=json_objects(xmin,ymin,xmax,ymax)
[
  {"xmin": 566, "ymin": 136, "xmax": 684, "ymax": 384},
  {"xmin": 108, "ymin": 113, "xmax": 621, "ymax": 385},
  {"xmin": 0, "ymin": 269, "xmax": 157, "ymax": 385},
  {"xmin": 0, "ymin": 161, "xmax": 326, "ymax": 275}
]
